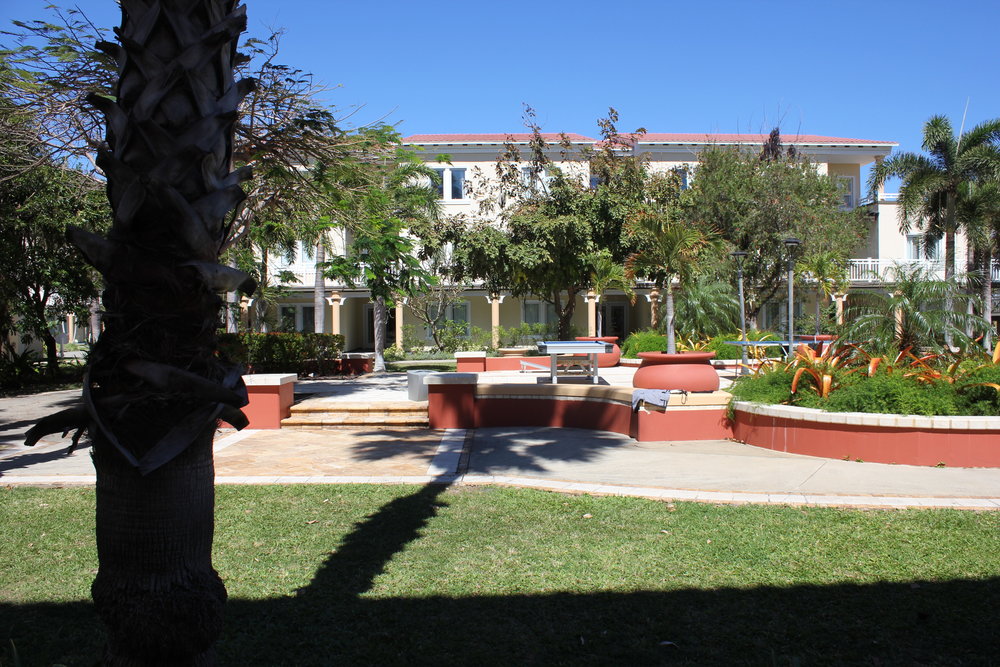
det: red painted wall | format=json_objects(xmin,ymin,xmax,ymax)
[
  {"xmin": 241, "ymin": 382, "xmax": 294, "ymax": 429},
  {"xmin": 732, "ymin": 410, "xmax": 1000, "ymax": 468}
]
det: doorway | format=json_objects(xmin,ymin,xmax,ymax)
[{"xmin": 364, "ymin": 303, "xmax": 397, "ymax": 350}]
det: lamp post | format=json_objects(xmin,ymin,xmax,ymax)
[
  {"xmin": 730, "ymin": 251, "xmax": 749, "ymax": 374},
  {"xmin": 783, "ymin": 238, "xmax": 802, "ymax": 359}
]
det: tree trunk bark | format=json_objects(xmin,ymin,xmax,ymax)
[
  {"xmin": 62, "ymin": 2, "xmax": 255, "ymax": 663},
  {"xmin": 373, "ymin": 297, "xmax": 387, "ymax": 372},
  {"xmin": 665, "ymin": 284, "xmax": 676, "ymax": 354},
  {"xmin": 89, "ymin": 298, "xmax": 102, "ymax": 343},
  {"xmin": 314, "ymin": 241, "xmax": 326, "ymax": 333},
  {"xmin": 983, "ymin": 247, "xmax": 994, "ymax": 351}
]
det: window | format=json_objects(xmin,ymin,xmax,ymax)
[
  {"xmin": 428, "ymin": 167, "xmax": 466, "ymax": 201},
  {"xmin": 678, "ymin": 168, "xmax": 689, "ymax": 190},
  {"xmin": 450, "ymin": 168, "xmax": 465, "ymax": 200},
  {"xmin": 906, "ymin": 234, "xmax": 941, "ymax": 261},
  {"xmin": 837, "ymin": 176, "xmax": 855, "ymax": 209},
  {"xmin": 521, "ymin": 166, "xmax": 555, "ymax": 194},
  {"xmin": 523, "ymin": 300, "xmax": 556, "ymax": 325},
  {"xmin": 442, "ymin": 301, "xmax": 470, "ymax": 337},
  {"xmin": 430, "ymin": 168, "xmax": 445, "ymax": 199},
  {"xmin": 280, "ymin": 305, "xmax": 315, "ymax": 332}
]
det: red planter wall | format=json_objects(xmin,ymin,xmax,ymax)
[{"xmin": 732, "ymin": 408, "xmax": 1000, "ymax": 468}]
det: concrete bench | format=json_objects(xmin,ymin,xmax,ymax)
[{"xmin": 425, "ymin": 373, "xmax": 732, "ymax": 442}]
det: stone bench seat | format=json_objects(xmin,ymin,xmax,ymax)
[{"xmin": 426, "ymin": 373, "xmax": 732, "ymax": 442}]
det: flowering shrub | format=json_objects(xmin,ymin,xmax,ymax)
[{"xmin": 728, "ymin": 342, "xmax": 1000, "ymax": 416}]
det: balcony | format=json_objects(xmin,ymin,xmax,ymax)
[{"xmin": 849, "ymin": 259, "xmax": 1000, "ymax": 283}]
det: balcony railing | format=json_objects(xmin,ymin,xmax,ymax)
[
  {"xmin": 848, "ymin": 259, "xmax": 1000, "ymax": 283},
  {"xmin": 270, "ymin": 259, "xmax": 1000, "ymax": 290},
  {"xmin": 848, "ymin": 258, "xmax": 944, "ymax": 282}
]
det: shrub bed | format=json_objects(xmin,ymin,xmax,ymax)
[
  {"xmin": 217, "ymin": 332, "xmax": 345, "ymax": 376},
  {"xmin": 728, "ymin": 344, "xmax": 1000, "ymax": 417}
]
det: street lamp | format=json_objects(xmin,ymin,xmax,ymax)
[
  {"xmin": 730, "ymin": 251, "xmax": 749, "ymax": 374},
  {"xmin": 783, "ymin": 238, "xmax": 802, "ymax": 359}
]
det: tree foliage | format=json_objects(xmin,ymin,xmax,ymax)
[
  {"xmin": 681, "ymin": 135, "xmax": 868, "ymax": 324},
  {"xmin": 0, "ymin": 93, "xmax": 106, "ymax": 376}
]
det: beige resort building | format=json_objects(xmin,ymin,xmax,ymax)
[{"xmin": 258, "ymin": 131, "xmax": 986, "ymax": 352}]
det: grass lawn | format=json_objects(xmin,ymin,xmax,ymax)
[{"xmin": 2, "ymin": 484, "xmax": 998, "ymax": 665}]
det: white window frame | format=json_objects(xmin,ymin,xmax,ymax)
[
  {"xmin": 837, "ymin": 175, "xmax": 856, "ymax": 210},
  {"xmin": 429, "ymin": 167, "xmax": 467, "ymax": 202},
  {"xmin": 906, "ymin": 234, "xmax": 941, "ymax": 261}
]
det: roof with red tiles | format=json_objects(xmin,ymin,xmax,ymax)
[
  {"xmin": 638, "ymin": 133, "xmax": 896, "ymax": 146},
  {"xmin": 403, "ymin": 132, "xmax": 896, "ymax": 146},
  {"xmin": 404, "ymin": 133, "xmax": 597, "ymax": 143}
]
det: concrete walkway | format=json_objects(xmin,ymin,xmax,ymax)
[{"xmin": 3, "ymin": 380, "xmax": 999, "ymax": 510}]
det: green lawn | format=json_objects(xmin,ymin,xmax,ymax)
[{"xmin": 2, "ymin": 485, "xmax": 998, "ymax": 665}]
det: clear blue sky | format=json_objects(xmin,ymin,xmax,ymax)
[{"xmin": 4, "ymin": 0, "xmax": 999, "ymax": 190}]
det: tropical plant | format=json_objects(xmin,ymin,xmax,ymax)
[
  {"xmin": 869, "ymin": 115, "xmax": 1000, "ymax": 285},
  {"xmin": 842, "ymin": 264, "xmax": 986, "ymax": 353},
  {"xmin": 586, "ymin": 249, "xmax": 634, "ymax": 336},
  {"xmin": 868, "ymin": 115, "xmax": 1000, "ymax": 346},
  {"xmin": 621, "ymin": 329, "xmax": 667, "ymax": 358},
  {"xmin": 625, "ymin": 214, "xmax": 720, "ymax": 353},
  {"xmin": 958, "ymin": 180, "xmax": 1000, "ymax": 350},
  {"xmin": 672, "ymin": 275, "xmax": 740, "ymax": 339},
  {"xmin": 796, "ymin": 250, "xmax": 849, "ymax": 335},
  {"xmin": 23, "ymin": 2, "xmax": 256, "ymax": 662}
]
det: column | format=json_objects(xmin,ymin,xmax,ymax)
[
  {"xmin": 833, "ymin": 293, "xmax": 846, "ymax": 325},
  {"xmin": 326, "ymin": 293, "xmax": 343, "ymax": 336},
  {"xmin": 647, "ymin": 288, "xmax": 660, "ymax": 329},
  {"xmin": 586, "ymin": 290, "xmax": 598, "ymax": 337},
  {"xmin": 395, "ymin": 301, "xmax": 404, "ymax": 350},
  {"xmin": 488, "ymin": 294, "xmax": 503, "ymax": 348}
]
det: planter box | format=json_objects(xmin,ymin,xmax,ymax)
[
  {"xmin": 241, "ymin": 373, "xmax": 296, "ymax": 429},
  {"xmin": 732, "ymin": 402, "xmax": 1000, "ymax": 468}
]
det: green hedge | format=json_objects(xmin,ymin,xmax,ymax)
[
  {"xmin": 217, "ymin": 333, "xmax": 345, "ymax": 376},
  {"xmin": 621, "ymin": 330, "xmax": 666, "ymax": 358}
]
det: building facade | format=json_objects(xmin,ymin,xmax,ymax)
[{"xmin": 261, "ymin": 131, "xmax": 986, "ymax": 351}]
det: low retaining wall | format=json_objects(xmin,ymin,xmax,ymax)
[
  {"xmin": 241, "ymin": 373, "xmax": 296, "ymax": 429},
  {"xmin": 426, "ymin": 373, "xmax": 732, "ymax": 442},
  {"xmin": 732, "ymin": 402, "xmax": 1000, "ymax": 468}
]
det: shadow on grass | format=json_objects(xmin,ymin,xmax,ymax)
[{"xmin": 3, "ymin": 483, "xmax": 998, "ymax": 665}]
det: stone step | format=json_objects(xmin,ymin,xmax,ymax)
[
  {"xmin": 290, "ymin": 400, "xmax": 427, "ymax": 415},
  {"xmin": 281, "ymin": 412, "xmax": 429, "ymax": 429}
]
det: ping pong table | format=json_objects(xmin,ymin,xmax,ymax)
[{"xmin": 536, "ymin": 340, "xmax": 615, "ymax": 384}]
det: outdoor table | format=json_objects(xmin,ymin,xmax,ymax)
[{"xmin": 536, "ymin": 340, "xmax": 614, "ymax": 384}]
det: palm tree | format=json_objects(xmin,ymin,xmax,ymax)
[
  {"xmin": 625, "ymin": 214, "xmax": 719, "ymax": 353},
  {"xmin": 586, "ymin": 249, "xmax": 634, "ymax": 336},
  {"xmin": 959, "ymin": 181, "xmax": 1000, "ymax": 350},
  {"xmin": 842, "ymin": 265, "xmax": 984, "ymax": 354},
  {"xmin": 796, "ymin": 250, "xmax": 849, "ymax": 335},
  {"xmin": 870, "ymin": 116, "xmax": 1000, "ymax": 280},
  {"xmin": 673, "ymin": 275, "xmax": 740, "ymax": 339},
  {"xmin": 28, "ymin": 2, "xmax": 256, "ymax": 662},
  {"xmin": 868, "ymin": 116, "xmax": 1000, "ymax": 344}
]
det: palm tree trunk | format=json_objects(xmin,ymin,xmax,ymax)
[
  {"xmin": 66, "ymin": 2, "xmax": 255, "ymax": 663},
  {"xmin": 983, "ymin": 247, "xmax": 994, "ymax": 351},
  {"xmin": 373, "ymin": 297, "xmax": 387, "ymax": 372},
  {"xmin": 665, "ymin": 284, "xmax": 676, "ymax": 354},
  {"xmin": 815, "ymin": 288, "xmax": 822, "ymax": 335},
  {"xmin": 944, "ymin": 194, "xmax": 957, "ymax": 347},
  {"xmin": 313, "ymin": 241, "xmax": 326, "ymax": 332}
]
